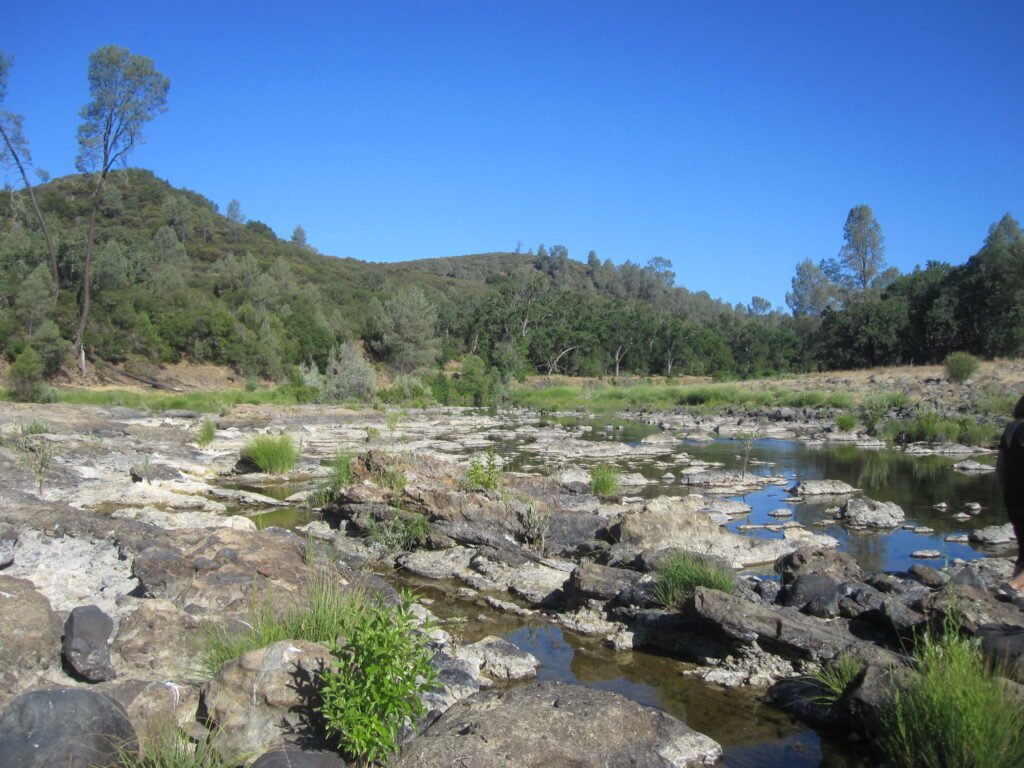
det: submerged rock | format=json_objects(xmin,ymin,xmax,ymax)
[{"xmin": 834, "ymin": 497, "xmax": 905, "ymax": 529}]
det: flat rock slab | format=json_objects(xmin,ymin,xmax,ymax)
[
  {"xmin": 456, "ymin": 636, "xmax": 539, "ymax": 681},
  {"xmin": 789, "ymin": 479, "xmax": 859, "ymax": 496},
  {"xmin": 395, "ymin": 681, "xmax": 722, "ymax": 767}
]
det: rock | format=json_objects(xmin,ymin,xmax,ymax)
[
  {"xmin": 910, "ymin": 550, "xmax": 942, "ymax": 559},
  {"xmin": 777, "ymin": 574, "xmax": 841, "ymax": 616},
  {"xmin": 94, "ymin": 678, "xmax": 200, "ymax": 736},
  {"xmin": 112, "ymin": 507, "xmax": 257, "ymax": 531},
  {"xmin": 834, "ymin": 497, "xmax": 905, "ymax": 529},
  {"xmin": 201, "ymin": 640, "xmax": 334, "ymax": 760},
  {"xmin": 908, "ymin": 563, "xmax": 948, "ymax": 589},
  {"xmin": 62, "ymin": 605, "xmax": 116, "ymax": 683},
  {"xmin": 953, "ymin": 459, "xmax": 994, "ymax": 474},
  {"xmin": 564, "ymin": 562, "xmax": 644, "ymax": 607},
  {"xmin": 0, "ymin": 537, "xmax": 14, "ymax": 569},
  {"xmin": 252, "ymin": 744, "xmax": 348, "ymax": 767},
  {"xmin": 0, "ymin": 575, "xmax": 64, "ymax": 705},
  {"xmin": 788, "ymin": 479, "xmax": 859, "ymax": 496},
  {"xmin": 394, "ymin": 681, "xmax": 723, "ymax": 767},
  {"xmin": 110, "ymin": 599, "xmax": 201, "ymax": 681},
  {"xmin": 0, "ymin": 688, "xmax": 138, "ymax": 768},
  {"xmin": 456, "ymin": 636, "xmax": 539, "ymax": 681},
  {"xmin": 969, "ymin": 523, "xmax": 1016, "ymax": 545},
  {"xmin": 129, "ymin": 462, "xmax": 182, "ymax": 483},
  {"xmin": 775, "ymin": 547, "xmax": 863, "ymax": 586},
  {"xmin": 977, "ymin": 624, "xmax": 1024, "ymax": 682},
  {"xmin": 768, "ymin": 508, "xmax": 793, "ymax": 518}
]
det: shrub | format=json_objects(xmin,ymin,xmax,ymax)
[
  {"xmin": 809, "ymin": 652, "xmax": 862, "ymax": 705},
  {"xmin": 881, "ymin": 623, "xmax": 1024, "ymax": 768},
  {"xmin": 8, "ymin": 346, "xmax": 45, "ymax": 402},
  {"xmin": 197, "ymin": 569, "xmax": 371, "ymax": 678},
  {"xmin": 195, "ymin": 417, "xmax": 216, "ymax": 447},
  {"xmin": 310, "ymin": 452, "xmax": 356, "ymax": 507},
  {"xmin": 653, "ymin": 551, "xmax": 735, "ymax": 608},
  {"xmin": 241, "ymin": 434, "xmax": 297, "ymax": 474},
  {"xmin": 590, "ymin": 464, "xmax": 620, "ymax": 497},
  {"xmin": 836, "ymin": 413, "xmax": 857, "ymax": 432},
  {"xmin": 366, "ymin": 511, "xmax": 428, "ymax": 552},
  {"xmin": 945, "ymin": 351, "xmax": 980, "ymax": 384},
  {"xmin": 379, "ymin": 374, "xmax": 433, "ymax": 406},
  {"xmin": 320, "ymin": 342, "xmax": 377, "ymax": 402},
  {"xmin": 318, "ymin": 595, "xmax": 438, "ymax": 764},
  {"xmin": 466, "ymin": 448, "xmax": 501, "ymax": 491}
]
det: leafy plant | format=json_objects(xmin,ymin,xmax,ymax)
[
  {"xmin": 18, "ymin": 437, "xmax": 54, "ymax": 495},
  {"xmin": 652, "ymin": 550, "xmax": 735, "ymax": 608},
  {"xmin": 518, "ymin": 502, "xmax": 551, "ymax": 553},
  {"xmin": 590, "ymin": 464, "xmax": 620, "ymax": 497},
  {"xmin": 195, "ymin": 417, "xmax": 216, "ymax": 447},
  {"xmin": 944, "ymin": 351, "xmax": 980, "ymax": 384},
  {"xmin": 366, "ymin": 511, "xmax": 428, "ymax": 552},
  {"xmin": 241, "ymin": 434, "xmax": 297, "ymax": 474},
  {"xmin": 8, "ymin": 346, "xmax": 45, "ymax": 402},
  {"xmin": 808, "ymin": 652, "xmax": 862, "ymax": 705},
  {"xmin": 318, "ymin": 595, "xmax": 438, "ymax": 765},
  {"xmin": 881, "ymin": 620, "xmax": 1024, "ymax": 768},
  {"xmin": 371, "ymin": 461, "xmax": 407, "ymax": 499},
  {"xmin": 466, "ymin": 448, "xmax": 502, "ymax": 491},
  {"xmin": 365, "ymin": 426, "xmax": 381, "ymax": 443},
  {"xmin": 310, "ymin": 452, "xmax": 356, "ymax": 508}
]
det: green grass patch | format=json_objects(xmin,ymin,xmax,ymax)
[
  {"xmin": 195, "ymin": 417, "xmax": 216, "ymax": 448},
  {"xmin": 836, "ymin": 413, "xmax": 857, "ymax": 432},
  {"xmin": 590, "ymin": 464, "xmax": 620, "ymax": 497},
  {"xmin": 880, "ymin": 411, "xmax": 999, "ymax": 447},
  {"xmin": 241, "ymin": 434, "xmax": 298, "ymax": 474},
  {"xmin": 808, "ymin": 652, "xmax": 862, "ymax": 705},
  {"xmin": 120, "ymin": 717, "xmax": 239, "ymax": 767},
  {"xmin": 197, "ymin": 570, "xmax": 372, "ymax": 678},
  {"xmin": 18, "ymin": 419, "xmax": 50, "ymax": 436},
  {"xmin": 366, "ymin": 511, "xmax": 429, "ymax": 552},
  {"xmin": 309, "ymin": 452, "xmax": 356, "ymax": 508},
  {"xmin": 652, "ymin": 550, "xmax": 735, "ymax": 608},
  {"xmin": 881, "ymin": 624, "xmax": 1024, "ymax": 768},
  {"xmin": 55, "ymin": 385, "xmax": 306, "ymax": 413}
]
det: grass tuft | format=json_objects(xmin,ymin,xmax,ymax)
[
  {"xmin": 653, "ymin": 550, "xmax": 735, "ymax": 608},
  {"xmin": 881, "ymin": 622, "xmax": 1024, "ymax": 768},
  {"xmin": 590, "ymin": 464, "xmax": 620, "ymax": 497},
  {"xmin": 241, "ymin": 434, "xmax": 298, "ymax": 474},
  {"xmin": 808, "ymin": 652, "xmax": 862, "ymax": 705},
  {"xmin": 309, "ymin": 452, "xmax": 356, "ymax": 508},
  {"xmin": 195, "ymin": 417, "xmax": 216, "ymax": 448}
]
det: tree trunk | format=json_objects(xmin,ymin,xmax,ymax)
[
  {"xmin": 73, "ymin": 179, "xmax": 104, "ymax": 374},
  {"xmin": 0, "ymin": 124, "xmax": 59, "ymax": 304}
]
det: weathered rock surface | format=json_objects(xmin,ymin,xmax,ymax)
[
  {"xmin": 969, "ymin": 523, "xmax": 1016, "ymax": 545},
  {"xmin": 252, "ymin": 744, "xmax": 348, "ymax": 767},
  {"xmin": 834, "ymin": 497, "xmax": 905, "ymax": 529},
  {"xmin": 62, "ymin": 604, "xmax": 116, "ymax": 683},
  {"xmin": 456, "ymin": 636, "xmax": 539, "ymax": 681},
  {"xmin": 0, "ymin": 575, "xmax": 64, "ymax": 705},
  {"xmin": 564, "ymin": 562, "xmax": 645, "ymax": 606},
  {"xmin": 110, "ymin": 599, "xmax": 201, "ymax": 681},
  {"xmin": 0, "ymin": 688, "xmax": 138, "ymax": 768},
  {"xmin": 789, "ymin": 479, "xmax": 859, "ymax": 496},
  {"xmin": 201, "ymin": 640, "xmax": 333, "ymax": 760},
  {"xmin": 394, "ymin": 682, "xmax": 723, "ymax": 767}
]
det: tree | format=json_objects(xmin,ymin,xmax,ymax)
[
  {"xmin": 291, "ymin": 225, "xmax": 307, "ymax": 246},
  {"xmin": 72, "ymin": 45, "xmax": 169, "ymax": 373},
  {"xmin": 0, "ymin": 51, "xmax": 58, "ymax": 303},
  {"xmin": 226, "ymin": 199, "xmax": 244, "ymax": 223},
  {"xmin": 786, "ymin": 259, "xmax": 837, "ymax": 317},
  {"xmin": 372, "ymin": 285, "xmax": 439, "ymax": 373},
  {"xmin": 822, "ymin": 204, "xmax": 889, "ymax": 300}
]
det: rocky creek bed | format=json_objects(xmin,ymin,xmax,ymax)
[{"xmin": 0, "ymin": 401, "xmax": 1021, "ymax": 767}]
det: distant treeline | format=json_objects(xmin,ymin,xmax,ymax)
[{"xmin": 0, "ymin": 170, "xmax": 1020, "ymax": 389}]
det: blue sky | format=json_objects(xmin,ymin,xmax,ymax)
[{"xmin": 5, "ymin": 1, "xmax": 1023, "ymax": 309}]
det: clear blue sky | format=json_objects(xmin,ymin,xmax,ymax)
[{"xmin": 5, "ymin": 1, "xmax": 1023, "ymax": 309}]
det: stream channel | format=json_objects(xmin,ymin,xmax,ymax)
[{"xmin": 232, "ymin": 414, "xmax": 1006, "ymax": 768}]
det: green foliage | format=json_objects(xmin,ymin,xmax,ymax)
[
  {"xmin": 368, "ymin": 285, "xmax": 440, "ymax": 373},
  {"xmin": 19, "ymin": 419, "xmax": 50, "ymax": 436},
  {"xmin": 590, "ymin": 464, "xmax": 620, "ymax": 497},
  {"xmin": 861, "ymin": 391, "xmax": 908, "ymax": 432},
  {"xmin": 880, "ymin": 410, "xmax": 998, "ymax": 447},
  {"xmin": 318, "ymin": 595, "xmax": 438, "ymax": 765},
  {"xmin": 881, "ymin": 622, "xmax": 1024, "ymax": 768},
  {"xmin": 466, "ymin": 448, "xmax": 501, "ymax": 491},
  {"xmin": 8, "ymin": 345, "xmax": 44, "ymax": 402},
  {"xmin": 378, "ymin": 374, "xmax": 433, "ymax": 406},
  {"xmin": 57, "ymin": 385, "xmax": 303, "ymax": 413},
  {"xmin": 366, "ymin": 511, "xmax": 428, "ymax": 552},
  {"xmin": 197, "ymin": 569, "xmax": 371, "ymax": 678},
  {"xmin": 944, "ymin": 351, "xmax": 979, "ymax": 383},
  {"xmin": 517, "ymin": 502, "xmax": 551, "ymax": 553},
  {"xmin": 808, "ymin": 652, "xmax": 862, "ymax": 705},
  {"xmin": 241, "ymin": 434, "xmax": 297, "ymax": 474},
  {"xmin": 836, "ymin": 413, "xmax": 857, "ymax": 432},
  {"xmin": 16, "ymin": 435, "xmax": 54, "ymax": 494},
  {"xmin": 309, "ymin": 452, "xmax": 355, "ymax": 507},
  {"xmin": 195, "ymin": 417, "xmax": 216, "ymax": 447},
  {"xmin": 371, "ymin": 460, "xmax": 407, "ymax": 498},
  {"xmin": 653, "ymin": 551, "xmax": 735, "ymax": 608},
  {"xmin": 119, "ymin": 717, "xmax": 237, "ymax": 768}
]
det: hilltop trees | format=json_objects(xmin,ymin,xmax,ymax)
[
  {"xmin": 823, "ymin": 204, "xmax": 891, "ymax": 298},
  {"xmin": 72, "ymin": 45, "xmax": 169, "ymax": 372}
]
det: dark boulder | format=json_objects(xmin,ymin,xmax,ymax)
[
  {"xmin": 62, "ymin": 605, "xmax": 116, "ymax": 683},
  {"xmin": 564, "ymin": 562, "xmax": 644, "ymax": 607},
  {"xmin": 775, "ymin": 547, "xmax": 863, "ymax": 586},
  {"xmin": 0, "ymin": 688, "xmax": 137, "ymax": 768},
  {"xmin": 252, "ymin": 744, "xmax": 347, "ymax": 767}
]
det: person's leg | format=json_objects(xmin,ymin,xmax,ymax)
[{"xmin": 1008, "ymin": 506, "xmax": 1024, "ymax": 592}]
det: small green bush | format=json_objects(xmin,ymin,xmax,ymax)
[
  {"xmin": 195, "ymin": 417, "xmax": 216, "ymax": 448},
  {"xmin": 466, "ymin": 449, "xmax": 501, "ymax": 491},
  {"xmin": 945, "ymin": 351, "xmax": 980, "ymax": 384},
  {"xmin": 318, "ymin": 595, "xmax": 438, "ymax": 765},
  {"xmin": 241, "ymin": 434, "xmax": 298, "ymax": 474},
  {"xmin": 590, "ymin": 464, "xmax": 620, "ymax": 497},
  {"xmin": 653, "ymin": 551, "xmax": 735, "ymax": 608},
  {"xmin": 836, "ymin": 413, "xmax": 857, "ymax": 432},
  {"xmin": 367, "ymin": 511, "xmax": 428, "ymax": 552},
  {"xmin": 881, "ymin": 623, "xmax": 1024, "ymax": 768},
  {"xmin": 310, "ymin": 452, "xmax": 356, "ymax": 507},
  {"xmin": 809, "ymin": 652, "xmax": 862, "ymax": 705},
  {"xmin": 8, "ymin": 346, "xmax": 45, "ymax": 402}
]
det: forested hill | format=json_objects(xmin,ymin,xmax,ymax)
[{"xmin": 0, "ymin": 168, "xmax": 1021, "ymax": 389}]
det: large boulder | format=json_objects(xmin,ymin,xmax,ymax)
[
  {"xmin": 110, "ymin": 599, "xmax": 201, "ymax": 681},
  {"xmin": 969, "ymin": 523, "xmax": 1016, "ymax": 545},
  {"xmin": 0, "ymin": 575, "xmax": 64, "ymax": 705},
  {"xmin": 564, "ymin": 562, "xmax": 645, "ymax": 607},
  {"xmin": 200, "ymin": 640, "xmax": 333, "ymax": 760},
  {"xmin": 62, "ymin": 605, "xmax": 116, "ymax": 683},
  {"xmin": 0, "ymin": 688, "xmax": 137, "ymax": 768},
  {"xmin": 252, "ymin": 745, "xmax": 347, "ymax": 767},
  {"xmin": 775, "ymin": 547, "xmax": 863, "ymax": 586},
  {"xmin": 788, "ymin": 479, "xmax": 859, "ymax": 496},
  {"xmin": 394, "ymin": 681, "xmax": 722, "ymax": 767},
  {"xmin": 456, "ymin": 636, "xmax": 539, "ymax": 682},
  {"xmin": 834, "ymin": 497, "xmax": 905, "ymax": 529}
]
